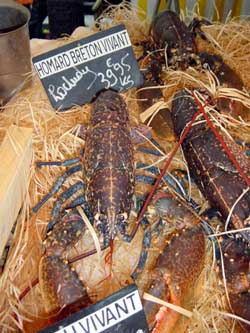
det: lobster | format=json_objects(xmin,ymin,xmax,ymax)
[
  {"xmin": 38, "ymin": 90, "xmax": 135, "ymax": 314},
  {"xmin": 171, "ymin": 88, "xmax": 250, "ymax": 241},
  {"xmin": 35, "ymin": 88, "xmax": 176, "ymax": 314},
  {"xmin": 149, "ymin": 10, "xmax": 197, "ymax": 70},
  {"xmin": 140, "ymin": 9, "xmax": 201, "ymax": 81},
  {"xmin": 141, "ymin": 10, "xmax": 245, "ymax": 116}
]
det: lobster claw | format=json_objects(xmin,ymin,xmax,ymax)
[
  {"xmin": 140, "ymin": 225, "xmax": 206, "ymax": 333},
  {"xmin": 39, "ymin": 256, "xmax": 91, "ymax": 314}
]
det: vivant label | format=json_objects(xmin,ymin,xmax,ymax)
[
  {"xmin": 38, "ymin": 285, "xmax": 149, "ymax": 333},
  {"xmin": 32, "ymin": 25, "xmax": 143, "ymax": 111}
]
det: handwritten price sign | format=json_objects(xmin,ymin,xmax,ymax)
[{"xmin": 32, "ymin": 25, "xmax": 144, "ymax": 111}]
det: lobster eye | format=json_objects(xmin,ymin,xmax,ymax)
[
  {"xmin": 118, "ymin": 215, "xmax": 124, "ymax": 222},
  {"xmin": 95, "ymin": 213, "xmax": 108, "ymax": 233},
  {"xmin": 117, "ymin": 213, "xmax": 128, "ymax": 235},
  {"xmin": 117, "ymin": 213, "xmax": 128, "ymax": 223},
  {"xmin": 94, "ymin": 213, "xmax": 107, "ymax": 223}
]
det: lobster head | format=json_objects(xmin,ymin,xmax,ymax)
[{"xmin": 94, "ymin": 209, "xmax": 129, "ymax": 242}]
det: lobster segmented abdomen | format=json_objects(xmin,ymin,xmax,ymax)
[
  {"xmin": 84, "ymin": 126, "xmax": 133, "ymax": 176},
  {"xmin": 182, "ymin": 129, "xmax": 250, "ymax": 229},
  {"xmin": 171, "ymin": 89, "xmax": 250, "ymax": 240},
  {"xmin": 83, "ymin": 90, "xmax": 134, "ymax": 242}
]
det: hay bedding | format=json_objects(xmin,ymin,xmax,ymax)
[{"xmin": 0, "ymin": 2, "xmax": 250, "ymax": 332}]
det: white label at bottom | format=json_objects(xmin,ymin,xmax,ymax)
[{"xmin": 56, "ymin": 290, "xmax": 142, "ymax": 333}]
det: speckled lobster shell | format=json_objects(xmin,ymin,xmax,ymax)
[
  {"xmin": 171, "ymin": 89, "xmax": 250, "ymax": 242},
  {"xmin": 150, "ymin": 10, "xmax": 196, "ymax": 69},
  {"xmin": 83, "ymin": 90, "xmax": 134, "ymax": 243}
]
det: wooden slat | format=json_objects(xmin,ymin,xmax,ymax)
[{"xmin": 0, "ymin": 125, "xmax": 33, "ymax": 258}]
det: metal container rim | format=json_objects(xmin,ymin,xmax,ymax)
[{"xmin": 0, "ymin": 0, "xmax": 31, "ymax": 36}]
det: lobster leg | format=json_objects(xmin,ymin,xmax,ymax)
[
  {"xmin": 131, "ymin": 216, "xmax": 171, "ymax": 279},
  {"xmin": 131, "ymin": 228, "xmax": 153, "ymax": 279},
  {"xmin": 137, "ymin": 146, "xmax": 163, "ymax": 157},
  {"xmin": 136, "ymin": 163, "xmax": 187, "ymax": 195},
  {"xmin": 37, "ymin": 157, "xmax": 81, "ymax": 168},
  {"xmin": 47, "ymin": 181, "xmax": 84, "ymax": 232},
  {"xmin": 188, "ymin": 17, "xmax": 212, "ymax": 40},
  {"xmin": 136, "ymin": 137, "xmax": 166, "ymax": 157},
  {"xmin": 235, "ymin": 139, "xmax": 250, "ymax": 158},
  {"xmin": 135, "ymin": 162, "xmax": 201, "ymax": 213},
  {"xmin": 32, "ymin": 163, "xmax": 82, "ymax": 213}
]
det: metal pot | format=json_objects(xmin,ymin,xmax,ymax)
[{"xmin": 0, "ymin": 0, "xmax": 31, "ymax": 106}]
